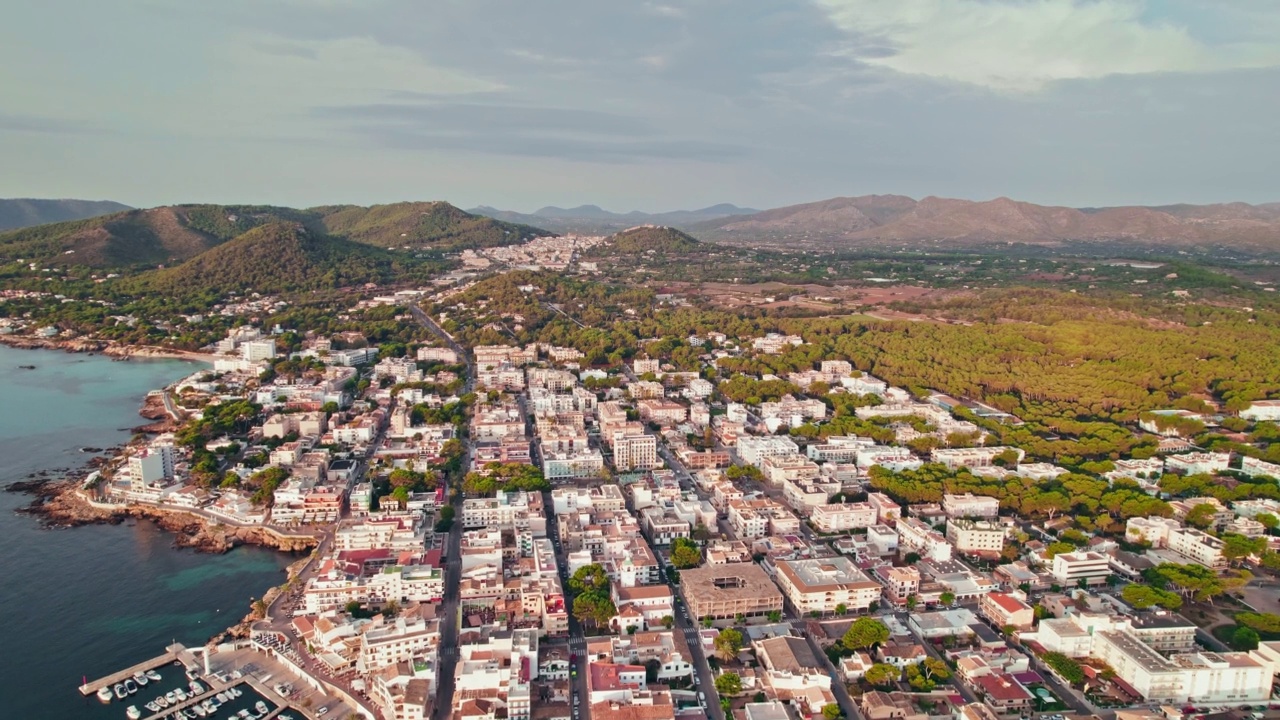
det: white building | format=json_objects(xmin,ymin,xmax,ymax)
[
  {"xmin": 942, "ymin": 493, "xmax": 1000, "ymax": 519},
  {"xmin": 1241, "ymin": 400, "xmax": 1280, "ymax": 422},
  {"xmin": 129, "ymin": 444, "xmax": 176, "ymax": 487},
  {"xmin": 1164, "ymin": 452, "xmax": 1231, "ymax": 476},
  {"xmin": 241, "ymin": 339, "xmax": 277, "ymax": 362},
  {"xmin": 1051, "ymin": 551, "xmax": 1111, "ymax": 586},
  {"xmin": 810, "ymin": 502, "xmax": 877, "ymax": 533},
  {"xmin": 945, "ymin": 519, "xmax": 1006, "ymax": 556},
  {"xmin": 737, "ymin": 436, "xmax": 801, "ymax": 467},
  {"xmin": 1167, "ymin": 528, "xmax": 1227, "ymax": 569}
]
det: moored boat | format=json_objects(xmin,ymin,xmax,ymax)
[
  {"xmin": 192, "ymin": 704, "xmax": 207, "ymax": 718},
  {"xmin": 216, "ymin": 692, "xmax": 228, "ymax": 703},
  {"xmin": 134, "ymin": 671, "xmax": 149, "ymax": 686},
  {"xmin": 189, "ymin": 680, "xmax": 203, "ymax": 694},
  {"xmin": 126, "ymin": 705, "xmax": 142, "ymax": 720},
  {"xmin": 124, "ymin": 679, "xmax": 138, "ymax": 695},
  {"xmin": 166, "ymin": 691, "xmax": 178, "ymax": 704},
  {"xmin": 115, "ymin": 684, "xmax": 128, "ymax": 700},
  {"xmin": 98, "ymin": 686, "xmax": 115, "ymax": 703},
  {"xmin": 146, "ymin": 702, "xmax": 161, "ymax": 713},
  {"xmin": 147, "ymin": 669, "xmax": 163, "ymax": 682},
  {"xmin": 157, "ymin": 695, "xmax": 170, "ymax": 708},
  {"xmin": 255, "ymin": 701, "xmax": 269, "ymax": 714},
  {"xmin": 175, "ymin": 687, "xmax": 188, "ymax": 701}
]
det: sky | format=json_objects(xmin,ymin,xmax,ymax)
[{"xmin": 2, "ymin": 0, "xmax": 1279, "ymax": 212}]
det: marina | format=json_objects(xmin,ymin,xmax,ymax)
[{"xmin": 79, "ymin": 641, "xmax": 331, "ymax": 720}]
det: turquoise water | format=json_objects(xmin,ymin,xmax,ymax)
[{"xmin": 0, "ymin": 345, "xmax": 293, "ymax": 719}]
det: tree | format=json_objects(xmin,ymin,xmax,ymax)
[
  {"xmin": 835, "ymin": 603, "xmax": 848, "ymax": 616},
  {"xmin": 715, "ymin": 628, "xmax": 744, "ymax": 662},
  {"xmin": 1041, "ymin": 652, "xmax": 1086, "ymax": 686},
  {"xmin": 1044, "ymin": 541, "xmax": 1075, "ymax": 559},
  {"xmin": 939, "ymin": 591, "xmax": 956, "ymax": 606},
  {"xmin": 1185, "ymin": 503, "xmax": 1218, "ymax": 530},
  {"xmin": 661, "ymin": 615, "xmax": 675, "ymax": 629},
  {"xmin": 569, "ymin": 564, "xmax": 610, "ymax": 595},
  {"xmin": 1121, "ymin": 584, "xmax": 1182, "ymax": 611},
  {"xmin": 864, "ymin": 663, "xmax": 899, "ymax": 687},
  {"xmin": 842, "ymin": 618, "xmax": 890, "ymax": 650},
  {"xmin": 571, "ymin": 591, "xmax": 616, "ymax": 629},
  {"xmin": 822, "ymin": 704, "xmax": 843, "ymax": 720},
  {"xmin": 1233, "ymin": 626, "xmax": 1261, "ymax": 651},
  {"xmin": 766, "ymin": 610, "xmax": 783, "ymax": 623},
  {"xmin": 715, "ymin": 672, "xmax": 743, "ymax": 696},
  {"xmin": 1236, "ymin": 612, "xmax": 1280, "ymax": 635},
  {"xmin": 1222, "ymin": 533, "xmax": 1268, "ymax": 567},
  {"xmin": 1259, "ymin": 513, "xmax": 1279, "ymax": 532},
  {"xmin": 906, "ymin": 595, "xmax": 918, "ymax": 610},
  {"xmin": 671, "ymin": 538, "xmax": 703, "ymax": 569},
  {"xmin": 390, "ymin": 485, "xmax": 410, "ymax": 508},
  {"xmin": 920, "ymin": 657, "xmax": 950, "ymax": 680}
]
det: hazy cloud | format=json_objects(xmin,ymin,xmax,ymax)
[
  {"xmin": 0, "ymin": 0, "xmax": 1277, "ymax": 209},
  {"xmin": 815, "ymin": 0, "xmax": 1280, "ymax": 91}
]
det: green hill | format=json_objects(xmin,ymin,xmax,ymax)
[
  {"xmin": 0, "ymin": 198, "xmax": 131, "ymax": 232},
  {"xmin": 143, "ymin": 222, "xmax": 438, "ymax": 296},
  {"xmin": 588, "ymin": 225, "xmax": 702, "ymax": 257},
  {"xmin": 0, "ymin": 201, "xmax": 552, "ymax": 270},
  {"xmin": 311, "ymin": 201, "xmax": 553, "ymax": 251}
]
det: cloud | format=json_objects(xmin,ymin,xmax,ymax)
[
  {"xmin": 814, "ymin": 0, "xmax": 1280, "ymax": 91},
  {"xmin": 315, "ymin": 100, "xmax": 745, "ymax": 163},
  {"xmin": 0, "ymin": 113, "xmax": 105, "ymax": 135}
]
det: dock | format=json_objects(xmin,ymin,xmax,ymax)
[{"xmin": 79, "ymin": 648, "xmax": 178, "ymax": 696}]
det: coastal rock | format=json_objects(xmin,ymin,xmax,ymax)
[{"xmin": 18, "ymin": 481, "xmax": 319, "ymax": 555}]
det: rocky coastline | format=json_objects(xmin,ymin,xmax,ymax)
[
  {"xmin": 12, "ymin": 478, "xmax": 319, "ymax": 554},
  {"xmin": 0, "ymin": 332, "xmax": 212, "ymax": 362}
]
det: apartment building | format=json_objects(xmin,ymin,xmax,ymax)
[
  {"xmin": 810, "ymin": 502, "xmax": 877, "ymax": 533},
  {"xmin": 945, "ymin": 519, "xmax": 1006, "ymax": 557},
  {"xmin": 761, "ymin": 454, "xmax": 821, "ymax": 485},
  {"xmin": 873, "ymin": 565, "xmax": 921, "ymax": 607},
  {"xmin": 1164, "ymin": 452, "xmax": 1231, "ymax": 476},
  {"xmin": 610, "ymin": 426, "xmax": 659, "ymax": 471},
  {"xmin": 737, "ymin": 436, "xmax": 801, "ymax": 467},
  {"xmin": 1050, "ymin": 551, "xmax": 1112, "ymax": 586},
  {"xmin": 543, "ymin": 450, "xmax": 606, "ymax": 480},
  {"xmin": 896, "ymin": 516, "xmax": 952, "ymax": 562},
  {"xmin": 942, "ymin": 493, "xmax": 1000, "ymax": 519},
  {"xmin": 1167, "ymin": 528, "xmax": 1227, "ymax": 569},
  {"xmin": 680, "ymin": 563, "xmax": 784, "ymax": 620},
  {"xmin": 1125, "ymin": 517, "xmax": 1183, "ymax": 548},
  {"xmin": 1092, "ymin": 630, "xmax": 1272, "ymax": 704},
  {"xmin": 637, "ymin": 398, "xmax": 687, "ymax": 425},
  {"xmin": 867, "ymin": 492, "xmax": 902, "ymax": 524},
  {"xmin": 774, "ymin": 556, "xmax": 883, "ymax": 614},
  {"xmin": 930, "ymin": 447, "xmax": 1024, "ymax": 470},
  {"xmin": 979, "ymin": 592, "xmax": 1035, "ymax": 631}
]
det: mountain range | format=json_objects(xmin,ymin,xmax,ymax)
[
  {"xmin": 0, "ymin": 201, "xmax": 551, "ymax": 269},
  {"xmin": 468, "ymin": 203, "xmax": 757, "ymax": 234},
  {"xmin": 0, "ymin": 198, "xmax": 131, "ymax": 232},
  {"xmin": 691, "ymin": 195, "xmax": 1280, "ymax": 253}
]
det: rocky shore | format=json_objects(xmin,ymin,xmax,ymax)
[
  {"xmin": 0, "ymin": 333, "xmax": 212, "ymax": 362},
  {"xmin": 13, "ymin": 479, "xmax": 318, "ymax": 554}
]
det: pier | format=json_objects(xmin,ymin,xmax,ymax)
[{"xmin": 79, "ymin": 648, "xmax": 178, "ymax": 696}]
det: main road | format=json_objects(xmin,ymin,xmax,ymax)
[{"xmin": 411, "ymin": 303, "xmax": 474, "ymax": 720}]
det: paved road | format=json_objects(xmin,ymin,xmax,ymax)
[{"xmin": 411, "ymin": 302, "xmax": 475, "ymax": 720}]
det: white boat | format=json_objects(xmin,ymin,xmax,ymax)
[
  {"xmin": 189, "ymin": 680, "xmax": 203, "ymax": 694},
  {"xmin": 146, "ymin": 702, "xmax": 161, "ymax": 713},
  {"xmin": 192, "ymin": 705, "xmax": 207, "ymax": 718},
  {"xmin": 238, "ymin": 710, "xmax": 252, "ymax": 719},
  {"xmin": 207, "ymin": 697, "xmax": 221, "ymax": 710},
  {"xmin": 255, "ymin": 701, "xmax": 269, "ymax": 715},
  {"xmin": 126, "ymin": 705, "xmax": 142, "ymax": 720},
  {"xmin": 147, "ymin": 669, "xmax": 163, "ymax": 682},
  {"xmin": 230, "ymin": 686, "xmax": 242, "ymax": 698},
  {"xmin": 125, "ymin": 679, "xmax": 138, "ymax": 695},
  {"xmin": 175, "ymin": 687, "xmax": 188, "ymax": 701},
  {"xmin": 166, "ymin": 691, "xmax": 178, "ymax": 704},
  {"xmin": 216, "ymin": 692, "xmax": 229, "ymax": 703},
  {"xmin": 98, "ymin": 686, "xmax": 115, "ymax": 703},
  {"xmin": 134, "ymin": 671, "xmax": 150, "ymax": 686},
  {"xmin": 115, "ymin": 684, "xmax": 129, "ymax": 700},
  {"xmin": 156, "ymin": 696, "xmax": 170, "ymax": 708}
]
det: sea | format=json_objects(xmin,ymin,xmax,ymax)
[{"xmin": 0, "ymin": 345, "xmax": 294, "ymax": 719}]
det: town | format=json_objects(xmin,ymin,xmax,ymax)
[{"xmin": 69, "ymin": 294, "xmax": 1280, "ymax": 720}]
